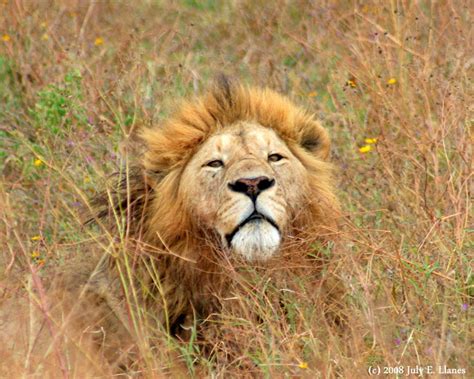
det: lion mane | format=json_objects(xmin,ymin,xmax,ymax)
[{"xmin": 89, "ymin": 76, "xmax": 340, "ymax": 338}]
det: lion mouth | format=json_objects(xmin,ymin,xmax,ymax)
[{"xmin": 225, "ymin": 210, "xmax": 280, "ymax": 246}]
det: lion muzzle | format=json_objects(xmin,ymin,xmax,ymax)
[{"xmin": 225, "ymin": 209, "xmax": 281, "ymax": 261}]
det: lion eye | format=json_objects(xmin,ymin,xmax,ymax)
[
  {"xmin": 268, "ymin": 153, "xmax": 284, "ymax": 162},
  {"xmin": 206, "ymin": 159, "xmax": 224, "ymax": 168}
]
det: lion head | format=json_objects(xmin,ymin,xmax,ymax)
[
  {"xmin": 133, "ymin": 76, "xmax": 339, "ymax": 264},
  {"xmin": 95, "ymin": 76, "xmax": 339, "ymax": 266}
]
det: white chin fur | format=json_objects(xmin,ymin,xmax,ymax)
[{"xmin": 230, "ymin": 221, "xmax": 281, "ymax": 261}]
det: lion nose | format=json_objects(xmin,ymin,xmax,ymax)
[{"xmin": 228, "ymin": 176, "xmax": 275, "ymax": 200}]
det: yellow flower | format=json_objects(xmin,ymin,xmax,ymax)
[
  {"xmin": 2, "ymin": 34, "xmax": 10, "ymax": 42},
  {"xmin": 34, "ymin": 158, "xmax": 43, "ymax": 167},
  {"xmin": 346, "ymin": 79, "xmax": 357, "ymax": 88},
  {"xmin": 94, "ymin": 37, "xmax": 104, "ymax": 46},
  {"xmin": 364, "ymin": 137, "xmax": 377, "ymax": 144},
  {"xmin": 31, "ymin": 235, "xmax": 41, "ymax": 241},
  {"xmin": 359, "ymin": 145, "xmax": 372, "ymax": 153},
  {"xmin": 84, "ymin": 176, "xmax": 91, "ymax": 183},
  {"xmin": 307, "ymin": 91, "xmax": 318, "ymax": 97},
  {"xmin": 298, "ymin": 362, "xmax": 308, "ymax": 369},
  {"xmin": 40, "ymin": 21, "xmax": 47, "ymax": 28},
  {"xmin": 41, "ymin": 33, "xmax": 49, "ymax": 41},
  {"xmin": 387, "ymin": 78, "xmax": 397, "ymax": 85},
  {"xmin": 31, "ymin": 251, "xmax": 40, "ymax": 259}
]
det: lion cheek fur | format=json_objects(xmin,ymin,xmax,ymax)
[{"xmin": 230, "ymin": 221, "xmax": 281, "ymax": 261}]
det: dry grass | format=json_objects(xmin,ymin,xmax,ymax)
[{"xmin": 0, "ymin": 0, "xmax": 472, "ymax": 377}]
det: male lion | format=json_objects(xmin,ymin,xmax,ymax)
[
  {"xmin": 0, "ymin": 76, "xmax": 341, "ymax": 373},
  {"xmin": 88, "ymin": 75, "xmax": 341, "ymax": 355}
]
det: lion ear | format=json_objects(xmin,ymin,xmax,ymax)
[{"xmin": 299, "ymin": 121, "xmax": 331, "ymax": 160}]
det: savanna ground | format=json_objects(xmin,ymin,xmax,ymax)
[{"xmin": 0, "ymin": 1, "xmax": 472, "ymax": 378}]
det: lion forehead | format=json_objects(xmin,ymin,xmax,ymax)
[
  {"xmin": 199, "ymin": 131, "xmax": 239, "ymax": 161},
  {"xmin": 241, "ymin": 123, "xmax": 283, "ymax": 150},
  {"xmin": 197, "ymin": 122, "xmax": 291, "ymax": 162}
]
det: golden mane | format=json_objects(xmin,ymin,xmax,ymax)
[{"xmin": 90, "ymin": 76, "xmax": 340, "ymax": 332}]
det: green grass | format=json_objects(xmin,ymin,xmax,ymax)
[{"xmin": 0, "ymin": 1, "xmax": 472, "ymax": 377}]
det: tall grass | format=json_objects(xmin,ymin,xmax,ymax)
[{"xmin": 0, "ymin": 1, "xmax": 471, "ymax": 377}]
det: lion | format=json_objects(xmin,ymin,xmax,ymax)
[
  {"xmin": 86, "ymin": 75, "xmax": 340, "ymax": 357},
  {"xmin": 0, "ymin": 76, "xmax": 341, "ymax": 374}
]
